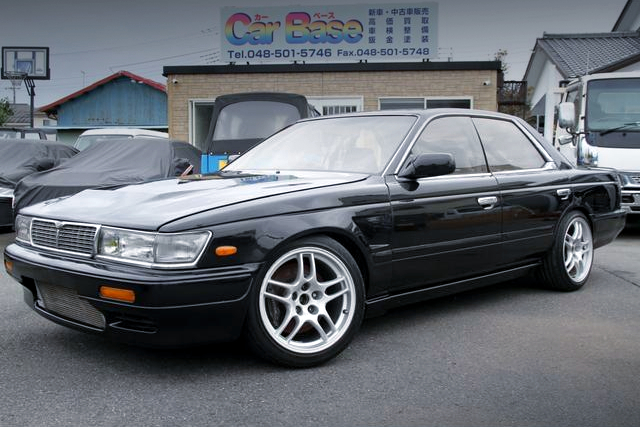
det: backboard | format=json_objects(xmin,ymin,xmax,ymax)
[{"xmin": 1, "ymin": 46, "xmax": 50, "ymax": 80}]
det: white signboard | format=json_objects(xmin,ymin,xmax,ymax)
[{"xmin": 221, "ymin": 3, "xmax": 438, "ymax": 64}]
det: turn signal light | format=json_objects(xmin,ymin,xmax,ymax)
[
  {"xmin": 4, "ymin": 259, "xmax": 13, "ymax": 274},
  {"xmin": 215, "ymin": 246, "xmax": 237, "ymax": 257},
  {"xmin": 99, "ymin": 286, "xmax": 136, "ymax": 303}
]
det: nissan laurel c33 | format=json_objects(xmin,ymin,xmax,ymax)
[{"xmin": 4, "ymin": 110, "xmax": 626, "ymax": 367}]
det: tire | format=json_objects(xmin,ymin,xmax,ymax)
[
  {"xmin": 245, "ymin": 236, "xmax": 365, "ymax": 368},
  {"xmin": 539, "ymin": 211, "xmax": 594, "ymax": 291}
]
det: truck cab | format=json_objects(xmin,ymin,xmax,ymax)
[{"xmin": 555, "ymin": 72, "xmax": 640, "ymax": 214}]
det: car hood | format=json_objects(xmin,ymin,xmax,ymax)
[{"xmin": 20, "ymin": 172, "xmax": 366, "ymax": 230}]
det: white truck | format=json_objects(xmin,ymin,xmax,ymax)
[{"xmin": 555, "ymin": 71, "xmax": 640, "ymax": 215}]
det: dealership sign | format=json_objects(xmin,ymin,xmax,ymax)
[{"xmin": 221, "ymin": 3, "xmax": 438, "ymax": 63}]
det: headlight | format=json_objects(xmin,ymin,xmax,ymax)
[
  {"xmin": 98, "ymin": 227, "xmax": 211, "ymax": 267},
  {"xmin": 15, "ymin": 215, "xmax": 32, "ymax": 243}
]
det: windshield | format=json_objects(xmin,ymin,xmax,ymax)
[
  {"xmin": 74, "ymin": 134, "xmax": 132, "ymax": 151},
  {"xmin": 225, "ymin": 115, "xmax": 417, "ymax": 174},
  {"xmin": 212, "ymin": 101, "xmax": 301, "ymax": 140},
  {"xmin": 586, "ymin": 78, "xmax": 640, "ymax": 132}
]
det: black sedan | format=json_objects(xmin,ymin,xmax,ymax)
[
  {"xmin": 0, "ymin": 139, "xmax": 77, "ymax": 229},
  {"xmin": 4, "ymin": 110, "xmax": 626, "ymax": 367}
]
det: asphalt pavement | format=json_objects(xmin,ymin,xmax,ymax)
[{"xmin": 1, "ymin": 221, "xmax": 639, "ymax": 427}]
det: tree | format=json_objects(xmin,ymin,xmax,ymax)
[
  {"xmin": 0, "ymin": 97, "xmax": 13, "ymax": 125},
  {"xmin": 494, "ymin": 49, "xmax": 530, "ymax": 119},
  {"xmin": 494, "ymin": 48, "xmax": 509, "ymax": 74}
]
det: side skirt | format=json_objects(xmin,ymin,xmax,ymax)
[{"xmin": 364, "ymin": 263, "xmax": 540, "ymax": 317}]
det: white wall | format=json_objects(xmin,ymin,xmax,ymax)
[{"xmin": 528, "ymin": 60, "xmax": 564, "ymax": 141}]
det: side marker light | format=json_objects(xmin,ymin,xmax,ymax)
[
  {"xmin": 215, "ymin": 246, "xmax": 237, "ymax": 257},
  {"xmin": 4, "ymin": 259, "xmax": 13, "ymax": 274},
  {"xmin": 99, "ymin": 286, "xmax": 136, "ymax": 303}
]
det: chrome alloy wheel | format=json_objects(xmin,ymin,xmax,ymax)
[
  {"xmin": 258, "ymin": 247, "xmax": 357, "ymax": 354},
  {"xmin": 563, "ymin": 216, "xmax": 593, "ymax": 283}
]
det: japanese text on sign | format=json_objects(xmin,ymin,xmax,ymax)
[{"xmin": 221, "ymin": 3, "xmax": 438, "ymax": 63}]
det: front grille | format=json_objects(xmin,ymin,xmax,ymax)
[
  {"xmin": 36, "ymin": 282, "xmax": 106, "ymax": 329},
  {"xmin": 31, "ymin": 219, "xmax": 97, "ymax": 255}
]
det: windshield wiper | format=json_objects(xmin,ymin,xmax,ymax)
[{"xmin": 599, "ymin": 121, "xmax": 640, "ymax": 136}]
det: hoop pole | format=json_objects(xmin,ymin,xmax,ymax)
[{"xmin": 24, "ymin": 77, "xmax": 35, "ymax": 127}]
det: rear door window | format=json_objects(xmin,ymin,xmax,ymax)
[{"xmin": 472, "ymin": 118, "xmax": 546, "ymax": 172}]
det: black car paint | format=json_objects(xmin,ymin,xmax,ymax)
[{"xmin": 4, "ymin": 110, "xmax": 626, "ymax": 349}]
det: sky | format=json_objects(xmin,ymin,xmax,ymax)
[{"xmin": 0, "ymin": 0, "xmax": 628, "ymax": 107}]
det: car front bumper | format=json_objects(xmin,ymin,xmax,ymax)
[{"xmin": 4, "ymin": 243, "xmax": 260, "ymax": 347}]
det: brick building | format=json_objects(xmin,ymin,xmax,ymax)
[{"xmin": 163, "ymin": 61, "xmax": 502, "ymax": 148}]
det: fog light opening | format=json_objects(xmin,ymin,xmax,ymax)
[{"xmin": 99, "ymin": 286, "xmax": 136, "ymax": 303}]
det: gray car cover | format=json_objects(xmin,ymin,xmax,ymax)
[
  {"xmin": 0, "ymin": 139, "xmax": 78, "ymax": 189},
  {"xmin": 14, "ymin": 137, "xmax": 201, "ymax": 214}
]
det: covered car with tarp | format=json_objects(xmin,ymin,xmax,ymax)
[
  {"xmin": 13, "ymin": 137, "xmax": 201, "ymax": 215},
  {"xmin": 1, "ymin": 139, "xmax": 77, "ymax": 228}
]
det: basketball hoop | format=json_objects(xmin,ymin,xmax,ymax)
[
  {"xmin": 6, "ymin": 70, "xmax": 26, "ymax": 86},
  {"xmin": 2, "ymin": 46, "xmax": 50, "ymax": 127},
  {"xmin": 5, "ymin": 71, "xmax": 26, "ymax": 104}
]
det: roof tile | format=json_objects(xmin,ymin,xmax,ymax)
[{"xmin": 538, "ymin": 31, "xmax": 640, "ymax": 77}]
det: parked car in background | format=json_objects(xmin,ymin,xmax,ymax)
[
  {"xmin": 13, "ymin": 137, "xmax": 200, "ymax": 214},
  {"xmin": 4, "ymin": 110, "xmax": 625, "ymax": 367},
  {"xmin": 73, "ymin": 128, "xmax": 168, "ymax": 151},
  {"xmin": 0, "ymin": 139, "xmax": 77, "ymax": 229},
  {"xmin": 0, "ymin": 127, "xmax": 56, "ymax": 140},
  {"xmin": 200, "ymin": 92, "xmax": 320, "ymax": 172}
]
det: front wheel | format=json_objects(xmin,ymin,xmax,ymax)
[
  {"xmin": 539, "ymin": 211, "xmax": 594, "ymax": 291},
  {"xmin": 245, "ymin": 236, "xmax": 365, "ymax": 367}
]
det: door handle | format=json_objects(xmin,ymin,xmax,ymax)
[
  {"xmin": 556, "ymin": 188, "xmax": 571, "ymax": 200},
  {"xmin": 477, "ymin": 196, "xmax": 498, "ymax": 210}
]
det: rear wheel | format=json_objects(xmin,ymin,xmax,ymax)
[
  {"xmin": 539, "ymin": 211, "xmax": 594, "ymax": 291},
  {"xmin": 245, "ymin": 236, "xmax": 364, "ymax": 367}
]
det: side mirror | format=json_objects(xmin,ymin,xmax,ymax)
[
  {"xmin": 398, "ymin": 153, "xmax": 456, "ymax": 180},
  {"xmin": 557, "ymin": 102, "xmax": 576, "ymax": 130}
]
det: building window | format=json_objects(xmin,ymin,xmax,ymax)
[
  {"xmin": 379, "ymin": 98, "xmax": 424, "ymax": 110},
  {"xmin": 379, "ymin": 97, "xmax": 473, "ymax": 110},
  {"xmin": 307, "ymin": 97, "xmax": 363, "ymax": 116},
  {"xmin": 426, "ymin": 98, "xmax": 472, "ymax": 109}
]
